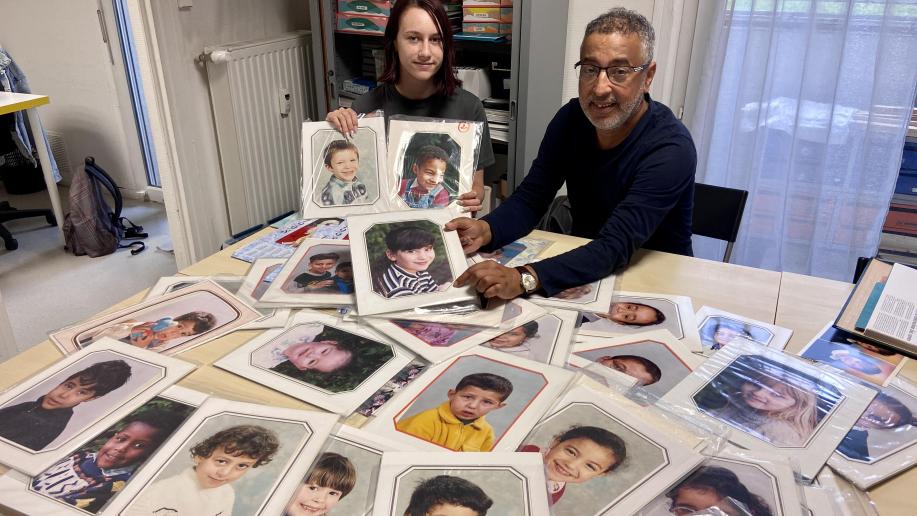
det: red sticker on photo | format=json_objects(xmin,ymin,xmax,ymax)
[{"xmin": 458, "ymin": 122, "xmax": 470, "ymax": 132}]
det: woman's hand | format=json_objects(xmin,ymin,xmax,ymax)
[
  {"xmin": 457, "ymin": 170, "xmax": 486, "ymax": 213},
  {"xmin": 326, "ymin": 107, "xmax": 359, "ymax": 137}
]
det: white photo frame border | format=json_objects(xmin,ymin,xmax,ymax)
[
  {"xmin": 0, "ymin": 385, "xmax": 208, "ymax": 516},
  {"xmin": 528, "ymin": 274, "xmax": 616, "ymax": 312},
  {"xmin": 363, "ymin": 346, "xmax": 575, "ymax": 452},
  {"xmin": 578, "ymin": 291, "xmax": 702, "ymax": 353},
  {"xmin": 213, "ymin": 312, "xmax": 414, "ymax": 415},
  {"xmin": 260, "ymin": 238, "xmax": 356, "ymax": 307},
  {"xmin": 300, "ymin": 118, "xmax": 392, "ymax": 219},
  {"xmin": 659, "ymin": 338, "xmax": 876, "ymax": 481},
  {"xmin": 484, "ymin": 308, "xmax": 578, "ymax": 366},
  {"xmin": 695, "ymin": 305, "xmax": 793, "ymax": 353},
  {"xmin": 797, "ymin": 322, "xmax": 908, "ymax": 387},
  {"xmin": 50, "ymin": 281, "xmax": 262, "ymax": 355},
  {"xmin": 520, "ymin": 384, "xmax": 705, "ymax": 515},
  {"xmin": 348, "ymin": 210, "xmax": 475, "ymax": 316},
  {"xmin": 371, "ymin": 452, "xmax": 549, "ymax": 516},
  {"xmin": 104, "ymin": 398, "xmax": 339, "ymax": 516},
  {"xmin": 0, "ymin": 339, "xmax": 194, "ymax": 476},
  {"xmin": 387, "ymin": 119, "xmax": 477, "ymax": 213},
  {"xmin": 827, "ymin": 377, "xmax": 917, "ymax": 489}
]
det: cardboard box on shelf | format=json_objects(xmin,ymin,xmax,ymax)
[
  {"xmin": 463, "ymin": 6, "xmax": 513, "ymax": 23},
  {"xmin": 337, "ymin": 0, "xmax": 393, "ymax": 16},
  {"xmin": 463, "ymin": 0, "xmax": 513, "ymax": 6},
  {"xmin": 462, "ymin": 22, "xmax": 512, "ymax": 34},
  {"xmin": 336, "ymin": 12, "xmax": 389, "ymax": 35}
]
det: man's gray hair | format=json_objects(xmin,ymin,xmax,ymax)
[{"xmin": 584, "ymin": 7, "xmax": 655, "ymax": 63}]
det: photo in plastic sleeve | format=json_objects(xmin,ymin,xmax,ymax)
[
  {"xmin": 353, "ymin": 361, "xmax": 428, "ymax": 419},
  {"xmin": 301, "ymin": 118, "xmax": 391, "ymax": 219},
  {"xmin": 364, "ymin": 346, "xmax": 574, "ymax": 452},
  {"xmin": 695, "ymin": 305, "xmax": 793, "ymax": 353},
  {"xmin": 0, "ymin": 386, "xmax": 205, "ymax": 516},
  {"xmin": 483, "ymin": 308, "xmax": 578, "ymax": 366},
  {"xmin": 230, "ymin": 218, "xmax": 350, "ymax": 264},
  {"xmin": 362, "ymin": 299, "xmax": 545, "ymax": 364},
  {"xmin": 260, "ymin": 239, "xmax": 356, "ymax": 307},
  {"xmin": 282, "ymin": 425, "xmax": 402, "ymax": 516},
  {"xmin": 50, "ymin": 281, "xmax": 262, "ymax": 355},
  {"xmin": 107, "ymin": 398, "xmax": 339, "ymax": 516},
  {"xmin": 572, "ymin": 330, "xmax": 705, "ymax": 400},
  {"xmin": 828, "ymin": 377, "xmax": 917, "ymax": 489},
  {"xmin": 387, "ymin": 118, "xmax": 479, "ymax": 211},
  {"xmin": 799, "ymin": 323, "xmax": 907, "ymax": 387},
  {"xmin": 371, "ymin": 452, "xmax": 549, "ymax": 516},
  {"xmin": 517, "ymin": 384, "xmax": 704, "ymax": 515},
  {"xmin": 578, "ymin": 292, "xmax": 702, "ymax": 353},
  {"xmin": 214, "ymin": 312, "xmax": 413, "ymax": 415},
  {"xmin": 637, "ymin": 447, "xmax": 804, "ymax": 516},
  {"xmin": 366, "ymin": 294, "xmax": 530, "ymax": 328},
  {"xmin": 348, "ymin": 210, "xmax": 475, "ymax": 316},
  {"xmin": 528, "ymin": 273, "xmax": 616, "ymax": 312},
  {"xmin": 478, "ymin": 235, "xmax": 554, "ymax": 268},
  {"xmin": 0, "ymin": 339, "xmax": 194, "ymax": 476},
  {"xmin": 660, "ymin": 338, "xmax": 876, "ymax": 480},
  {"xmin": 275, "ymin": 218, "xmax": 349, "ymax": 246}
]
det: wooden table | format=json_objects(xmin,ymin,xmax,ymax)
[{"xmin": 0, "ymin": 230, "xmax": 912, "ymax": 515}]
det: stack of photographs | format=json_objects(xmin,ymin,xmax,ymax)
[
  {"xmin": 799, "ymin": 323, "xmax": 908, "ymax": 387},
  {"xmin": 259, "ymin": 238, "xmax": 356, "ymax": 308},
  {"xmin": 695, "ymin": 306, "xmax": 793, "ymax": 354},
  {"xmin": 231, "ymin": 217, "xmax": 349, "ymax": 264},
  {"xmin": 578, "ymin": 291, "xmax": 702, "ymax": 353}
]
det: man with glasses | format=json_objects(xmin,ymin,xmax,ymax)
[{"xmin": 448, "ymin": 7, "xmax": 696, "ymax": 299}]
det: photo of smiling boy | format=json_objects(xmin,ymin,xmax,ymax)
[
  {"xmin": 319, "ymin": 140, "xmax": 368, "ymax": 206},
  {"xmin": 124, "ymin": 424, "xmax": 279, "ymax": 516},
  {"xmin": 395, "ymin": 373, "xmax": 512, "ymax": 451},
  {"xmin": 30, "ymin": 405, "xmax": 189, "ymax": 513},
  {"xmin": 0, "ymin": 360, "xmax": 133, "ymax": 451},
  {"xmin": 836, "ymin": 391, "xmax": 916, "ymax": 463},
  {"xmin": 285, "ymin": 452, "xmax": 356, "ymax": 516},
  {"xmin": 293, "ymin": 253, "xmax": 340, "ymax": 292},
  {"xmin": 378, "ymin": 225, "xmax": 448, "ymax": 298},
  {"xmin": 399, "ymin": 145, "xmax": 452, "ymax": 209}
]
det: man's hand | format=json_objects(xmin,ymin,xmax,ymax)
[
  {"xmin": 444, "ymin": 217, "xmax": 492, "ymax": 254},
  {"xmin": 454, "ymin": 261, "xmax": 523, "ymax": 300}
]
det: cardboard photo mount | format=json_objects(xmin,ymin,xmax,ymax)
[{"xmin": 259, "ymin": 238, "xmax": 356, "ymax": 308}]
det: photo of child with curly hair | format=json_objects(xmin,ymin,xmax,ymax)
[
  {"xmin": 693, "ymin": 356, "xmax": 841, "ymax": 447},
  {"xmin": 124, "ymin": 424, "xmax": 279, "ymax": 516},
  {"xmin": 518, "ymin": 425, "xmax": 626, "ymax": 506}
]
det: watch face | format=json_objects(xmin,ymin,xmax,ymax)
[{"xmin": 521, "ymin": 273, "xmax": 537, "ymax": 292}]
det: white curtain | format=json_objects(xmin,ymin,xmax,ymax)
[{"xmin": 690, "ymin": 0, "xmax": 917, "ymax": 281}]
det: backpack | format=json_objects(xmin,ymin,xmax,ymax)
[{"xmin": 63, "ymin": 157, "xmax": 147, "ymax": 257}]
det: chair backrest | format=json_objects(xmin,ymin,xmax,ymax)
[{"xmin": 692, "ymin": 183, "xmax": 749, "ymax": 261}]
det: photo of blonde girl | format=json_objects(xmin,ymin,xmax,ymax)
[{"xmin": 693, "ymin": 355, "xmax": 842, "ymax": 447}]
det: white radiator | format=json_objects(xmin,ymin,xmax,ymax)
[{"xmin": 204, "ymin": 31, "xmax": 315, "ymax": 234}]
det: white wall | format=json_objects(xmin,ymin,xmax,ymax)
[
  {"xmin": 0, "ymin": 0, "xmax": 147, "ymax": 193},
  {"xmin": 148, "ymin": 0, "xmax": 308, "ymax": 260}
]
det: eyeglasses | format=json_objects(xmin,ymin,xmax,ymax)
[{"xmin": 574, "ymin": 61, "xmax": 650, "ymax": 85}]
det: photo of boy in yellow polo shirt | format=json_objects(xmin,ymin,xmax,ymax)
[{"xmin": 395, "ymin": 373, "xmax": 512, "ymax": 452}]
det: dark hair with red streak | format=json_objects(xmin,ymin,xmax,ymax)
[{"xmin": 378, "ymin": 0, "xmax": 462, "ymax": 97}]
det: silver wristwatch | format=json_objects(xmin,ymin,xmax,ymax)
[{"xmin": 515, "ymin": 266, "xmax": 538, "ymax": 295}]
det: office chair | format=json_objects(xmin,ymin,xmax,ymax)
[
  {"xmin": 0, "ymin": 200, "xmax": 56, "ymax": 251},
  {"xmin": 692, "ymin": 183, "xmax": 749, "ymax": 263}
]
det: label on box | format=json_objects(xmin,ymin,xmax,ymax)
[{"xmin": 462, "ymin": 6, "xmax": 513, "ymax": 23}]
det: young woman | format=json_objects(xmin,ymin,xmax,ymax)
[{"xmin": 326, "ymin": 0, "xmax": 494, "ymax": 212}]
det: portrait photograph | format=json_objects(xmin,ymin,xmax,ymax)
[
  {"xmin": 230, "ymin": 217, "xmax": 350, "ymax": 264},
  {"xmin": 387, "ymin": 117, "xmax": 478, "ymax": 211},
  {"xmin": 517, "ymin": 385, "xmax": 703, "ymax": 516},
  {"xmin": 638, "ymin": 447, "xmax": 803, "ymax": 516},
  {"xmin": 373, "ymin": 452, "xmax": 549, "ymax": 516},
  {"xmin": 483, "ymin": 308, "xmax": 578, "ymax": 366},
  {"xmin": 283, "ymin": 425, "xmax": 401, "ymax": 516},
  {"xmin": 363, "ymin": 299, "xmax": 545, "ymax": 364},
  {"xmin": 214, "ymin": 312, "xmax": 413, "ymax": 415},
  {"xmin": 300, "ymin": 118, "xmax": 390, "ymax": 218},
  {"xmin": 578, "ymin": 292, "xmax": 702, "ymax": 353},
  {"xmin": 260, "ymin": 239, "xmax": 356, "ymax": 307},
  {"xmin": 108, "ymin": 398, "xmax": 338, "ymax": 516},
  {"xmin": 0, "ymin": 340, "xmax": 194, "ymax": 476},
  {"xmin": 51, "ymin": 282, "xmax": 262, "ymax": 356},
  {"xmin": 348, "ymin": 210, "xmax": 475, "ymax": 316},
  {"xmin": 529, "ymin": 274, "xmax": 616, "ymax": 313},
  {"xmin": 0, "ymin": 386, "xmax": 205, "ymax": 516},
  {"xmin": 828, "ymin": 377, "xmax": 917, "ymax": 489},
  {"xmin": 695, "ymin": 306, "xmax": 793, "ymax": 353},
  {"xmin": 365, "ymin": 346, "xmax": 575, "ymax": 452},
  {"xmin": 799, "ymin": 323, "xmax": 907, "ymax": 386},
  {"xmin": 660, "ymin": 338, "xmax": 876, "ymax": 480},
  {"xmin": 573, "ymin": 330, "xmax": 705, "ymax": 400}
]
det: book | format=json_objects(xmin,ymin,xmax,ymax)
[{"xmin": 863, "ymin": 263, "xmax": 917, "ymax": 351}]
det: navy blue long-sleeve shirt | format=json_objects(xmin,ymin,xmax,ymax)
[{"xmin": 482, "ymin": 95, "xmax": 696, "ymax": 296}]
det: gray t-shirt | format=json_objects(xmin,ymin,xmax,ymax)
[{"xmin": 352, "ymin": 83, "xmax": 496, "ymax": 170}]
